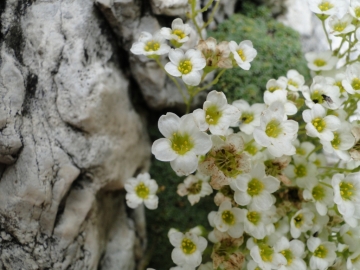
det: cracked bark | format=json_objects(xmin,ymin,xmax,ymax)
[{"xmin": 0, "ymin": 0, "xmax": 150, "ymax": 269}]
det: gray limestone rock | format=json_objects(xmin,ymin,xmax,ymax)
[{"xmin": 0, "ymin": 0, "xmax": 150, "ymax": 269}]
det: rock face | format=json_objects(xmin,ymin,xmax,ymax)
[
  {"xmin": 277, "ymin": 0, "xmax": 328, "ymax": 52},
  {"xmin": 0, "ymin": 0, "xmax": 150, "ymax": 269}
]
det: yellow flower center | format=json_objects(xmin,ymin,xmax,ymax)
[
  {"xmin": 171, "ymin": 132, "xmax": 194, "ymax": 155},
  {"xmin": 340, "ymin": 181, "xmax": 356, "ymax": 201},
  {"xmin": 296, "ymin": 148, "xmax": 306, "ymax": 155},
  {"xmin": 312, "ymin": 185, "xmax": 326, "ymax": 201},
  {"xmin": 352, "ymin": 78, "xmax": 360, "ymax": 90},
  {"xmin": 288, "ymin": 79, "xmax": 299, "ymax": 88},
  {"xmin": 181, "ymin": 238, "xmax": 197, "ymax": 255},
  {"xmin": 280, "ymin": 249, "xmax": 294, "ymax": 265},
  {"xmin": 135, "ymin": 182, "xmax": 150, "ymax": 199},
  {"xmin": 265, "ymin": 120, "xmax": 282, "ymax": 138},
  {"xmin": 334, "ymin": 81, "xmax": 345, "ymax": 93},
  {"xmin": 318, "ymin": 1, "xmax": 334, "ymax": 12},
  {"xmin": 331, "ymin": 132, "xmax": 341, "ymax": 149},
  {"xmin": 241, "ymin": 112, "xmax": 254, "ymax": 124},
  {"xmin": 178, "ymin": 60, "xmax": 193, "ymax": 74},
  {"xmin": 268, "ymin": 86, "xmax": 281, "ymax": 92},
  {"xmin": 259, "ymin": 244, "xmax": 274, "ymax": 262},
  {"xmin": 333, "ymin": 22, "xmax": 347, "ymax": 32},
  {"xmin": 188, "ymin": 181, "xmax": 202, "ymax": 194},
  {"xmin": 247, "ymin": 211, "xmax": 261, "ymax": 225},
  {"xmin": 245, "ymin": 144, "xmax": 258, "ymax": 156},
  {"xmin": 247, "ymin": 178, "xmax": 265, "ymax": 196},
  {"xmin": 355, "ymin": 7, "xmax": 360, "ymax": 18},
  {"xmin": 314, "ymin": 245, "xmax": 328, "ymax": 258},
  {"xmin": 313, "ymin": 59, "xmax": 327, "ymax": 67},
  {"xmin": 205, "ymin": 105, "xmax": 222, "ymax": 125},
  {"xmin": 311, "ymin": 90, "xmax": 324, "ymax": 104},
  {"xmin": 237, "ymin": 49, "xmax": 246, "ymax": 61},
  {"xmin": 312, "ymin": 117, "xmax": 326, "ymax": 132},
  {"xmin": 144, "ymin": 41, "xmax": 160, "ymax": 52},
  {"xmin": 222, "ymin": 210, "xmax": 235, "ymax": 225},
  {"xmin": 294, "ymin": 213, "xmax": 304, "ymax": 228},
  {"xmin": 172, "ymin": 29, "xmax": 186, "ymax": 39},
  {"xmin": 294, "ymin": 164, "xmax": 307, "ymax": 178}
]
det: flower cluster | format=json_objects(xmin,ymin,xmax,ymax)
[{"xmin": 131, "ymin": 0, "xmax": 360, "ymax": 269}]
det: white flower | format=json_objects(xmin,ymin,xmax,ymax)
[
  {"xmin": 193, "ymin": 90, "xmax": 240, "ymax": 136},
  {"xmin": 177, "ymin": 172, "xmax": 213, "ymax": 205},
  {"xmin": 240, "ymin": 133, "xmax": 265, "ymax": 161},
  {"xmin": 340, "ymin": 224, "xmax": 360, "ymax": 252},
  {"xmin": 308, "ymin": 0, "xmax": 343, "ymax": 16},
  {"xmin": 241, "ymin": 205, "xmax": 277, "ymax": 239},
  {"xmin": 161, "ymin": 18, "xmax": 192, "ymax": 46},
  {"xmin": 321, "ymin": 122, "xmax": 355, "ymax": 161},
  {"xmin": 349, "ymin": 0, "xmax": 360, "ymax": 20},
  {"xmin": 302, "ymin": 76, "xmax": 342, "ymax": 109},
  {"xmin": 332, "ymin": 173, "xmax": 360, "ymax": 227},
  {"xmin": 293, "ymin": 140, "xmax": 316, "ymax": 161},
  {"xmin": 303, "ymin": 178, "xmax": 334, "ymax": 216},
  {"xmin": 303, "ymin": 104, "xmax": 341, "ymax": 141},
  {"xmin": 208, "ymin": 201, "xmax": 244, "ymax": 238},
  {"xmin": 231, "ymin": 163, "xmax": 279, "ymax": 211},
  {"xmin": 305, "ymin": 51, "xmax": 338, "ymax": 71},
  {"xmin": 265, "ymin": 77, "xmax": 287, "ymax": 93},
  {"xmin": 229, "ymin": 40, "xmax": 257, "ymax": 70},
  {"xmin": 347, "ymin": 249, "xmax": 360, "ymax": 269},
  {"xmin": 130, "ymin": 31, "xmax": 170, "ymax": 56},
  {"xmin": 165, "ymin": 48, "xmax": 206, "ymax": 86},
  {"xmin": 329, "ymin": 14, "xmax": 355, "ymax": 35},
  {"xmin": 286, "ymin": 70, "xmax": 306, "ymax": 92},
  {"xmin": 253, "ymin": 101, "xmax": 298, "ymax": 157},
  {"xmin": 170, "ymin": 231, "xmax": 207, "ymax": 268},
  {"xmin": 307, "ymin": 237, "xmax": 336, "ymax": 270},
  {"xmin": 198, "ymin": 134, "xmax": 250, "ymax": 190},
  {"xmin": 232, "ymin": 100, "xmax": 265, "ymax": 134},
  {"xmin": 304, "ymin": 203, "xmax": 329, "ymax": 235},
  {"xmin": 284, "ymin": 156, "xmax": 318, "ymax": 188},
  {"xmin": 264, "ymin": 90, "xmax": 298, "ymax": 116},
  {"xmin": 124, "ymin": 173, "xmax": 159, "ymax": 209},
  {"xmin": 250, "ymin": 243, "xmax": 287, "ymax": 270},
  {"xmin": 152, "ymin": 112, "xmax": 212, "ymax": 176},
  {"xmin": 343, "ymin": 63, "xmax": 360, "ymax": 94},
  {"xmin": 290, "ymin": 208, "xmax": 315, "ymax": 238},
  {"xmin": 274, "ymin": 237, "xmax": 306, "ymax": 270}
]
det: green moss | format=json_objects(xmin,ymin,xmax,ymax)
[
  {"xmin": 146, "ymin": 124, "xmax": 216, "ymax": 269},
  {"xmin": 209, "ymin": 13, "xmax": 310, "ymax": 103}
]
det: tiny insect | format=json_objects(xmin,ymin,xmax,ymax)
[{"xmin": 321, "ymin": 94, "xmax": 333, "ymax": 105}]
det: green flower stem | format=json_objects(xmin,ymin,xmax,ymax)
[
  {"xmin": 194, "ymin": 69, "xmax": 226, "ymax": 95},
  {"xmin": 154, "ymin": 57, "xmax": 187, "ymax": 104},
  {"xmin": 319, "ymin": 167, "xmax": 355, "ymax": 173},
  {"xmin": 321, "ymin": 19, "xmax": 332, "ymax": 50},
  {"xmin": 190, "ymin": 0, "xmax": 204, "ymax": 39},
  {"xmin": 198, "ymin": 0, "xmax": 214, "ymax": 13},
  {"xmin": 202, "ymin": 0, "xmax": 220, "ymax": 30},
  {"xmin": 335, "ymin": 36, "xmax": 346, "ymax": 58},
  {"xmin": 345, "ymin": 96, "xmax": 360, "ymax": 120},
  {"xmin": 319, "ymin": 181, "xmax": 332, "ymax": 188},
  {"xmin": 307, "ymin": 145, "xmax": 322, "ymax": 161},
  {"xmin": 185, "ymin": 85, "xmax": 195, "ymax": 113}
]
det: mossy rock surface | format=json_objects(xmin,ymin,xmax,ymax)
[
  {"xmin": 145, "ymin": 123, "xmax": 216, "ymax": 270},
  {"xmin": 209, "ymin": 13, "xmax": 310, "ymax": 104}
]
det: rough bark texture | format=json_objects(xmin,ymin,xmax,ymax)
[{"xmin": 0, "ymin": 0, "xmax": 150, "ymax": 269}]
